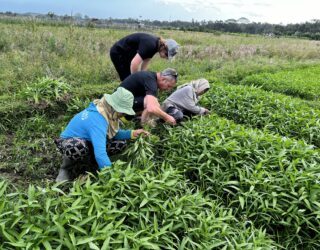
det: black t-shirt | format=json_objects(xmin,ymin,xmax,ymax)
[
  {"xmin": 112, "ymin": 33, "xmax": 159, "ymax": 60},
  {"xmin": 120, "ymin": 71, "xmax": 158, "ymax": 98}
]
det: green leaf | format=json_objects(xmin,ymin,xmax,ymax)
[
  {"xmin": 239, "ymin": 196, "xmax": 245, "ymax": 209},
  {"xmin": 2, "ymin": 229, "xmax": 16, "ymax": 242},
  {"xmin": 101, "ymin": 236, "xmax": 110, "ymax": 250},
  {"xmin": 76, "ymin": 236, "xmax": 96, "ymax": 245},
  {"xmin": 89, "ymin": 242, "xmax": 100, "ymax": 250},
  {"xmin": 140, "ymin": 198, "xmax": 148, "ymax": 208},
  {"xmin": 42, "ymin": 241, "xmax": 53, "ymax": 250},
  {"xmin": 8, "ymin": 242, "xmax": 27, "ymax": 248},
  {"xmin": 69, "ymin": 224, "xmax": 87, "ymax": 235}
]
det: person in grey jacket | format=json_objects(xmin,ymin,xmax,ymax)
[{"xmin": 161, "ymin": 78, "xmax": 210, "ymax": 122}]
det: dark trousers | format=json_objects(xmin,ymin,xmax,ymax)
[
  {"xmin": 110, "ymin": 47, "xmax": 131, "ymax": 81},
  {"xmin": 165, "ymin": 106, "xmax": 195, "ymax": 123}
]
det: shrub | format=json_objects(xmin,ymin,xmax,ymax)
[{"xmin": 20, "ymin": 77, "xmax": 71, "ymax": 107}]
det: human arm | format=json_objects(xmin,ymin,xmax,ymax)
[
  {"xmin": 114, "ymin": 129, "xmax": 131, "ymax": 140},
  {"xmin": 89, "ymin": 124, "xmax": 112, "ymax": 170},
  {"xmin": 114, "ymin": 129, "xmax": 150, "ymax": 140},
  {"xmin": 143, "ymin": 95, "xmax": 176, "ymax": 125},
  {"xmin": 130, "ymin": 53, "xmax": 143, "ymax": 74},
  {"xmin": 141, "ymin": 58, "xmax": 151, "ymax": 71},
  {"xmin": 132, "ymin": 129, "xmax": 150, "ymax": 137}
]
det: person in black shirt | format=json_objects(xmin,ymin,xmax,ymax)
[
  {"xmin": 110, "ymin": 33, "xmax": 179, "ymax": 81},
  {"xmin": 119, "ymin": 68, "xmax": 178, "ymax": 125}
]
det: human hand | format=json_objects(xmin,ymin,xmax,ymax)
[
  {"xmin": 133, "ymin": 129, "xmax": 150, "ymax": 137},
  {"xmin": 204, "ymin": 109, "xmax": 210, "ymax": 115},
  {"xmin": 165, "ymin": 115, "xmax": 176, "ymax": 125}
]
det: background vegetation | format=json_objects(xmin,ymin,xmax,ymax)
[{"xmin": 2, "ymin": 12, "xmax": 320, "ymax": 40}]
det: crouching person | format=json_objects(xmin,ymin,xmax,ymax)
[
  {"xmin": 54, "ymin": 87, "xmax": 149, "ymax": 182},
  {"xmin": 161, "ymin": 78, "xmax": 210, "ymax": 122}
]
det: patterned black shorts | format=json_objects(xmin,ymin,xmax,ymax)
[
  {"xmin": 54, "ymin": 138, "xmax": 90, "ymax": 161},
  {"xmin": 54, "ymin": 138, "xmax": 127, "ymax": 161}
]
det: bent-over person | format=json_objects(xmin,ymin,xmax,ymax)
[
  {"xmin": 110, "ymin": 33, "xmax": 179, "ymax": 81},
  {"xmin": 54, "ymin": 87, "xmax": 149, "ymax": 182},
  {"xmin": 162, "ymin": 78, "xmax": 210, "ymax": 122}
]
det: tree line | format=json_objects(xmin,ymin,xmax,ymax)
[
  {"xmin": 1, "ymin": 11, "xmax": 320, "ymax": 40},
  {"xmin": 142, "ymin": 19, "xmax": 320, "ymax": 40}
]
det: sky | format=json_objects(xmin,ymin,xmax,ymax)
[{"xmin": 0, "ymin": 0, "xmax": 319, "ymax": 24}]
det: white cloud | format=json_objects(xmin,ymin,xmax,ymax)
[
  {"xmin": 156, "ymin": 0, "xmax": 220, "ymax": 12},
  {"xmin": 156, "ymin": 0, "xmax": 265, "ymax": 10},
  {"xmin": 155, "ymin": 0, "xmax": 320, "ymax": 24},
  {"xmin": 252, "ymin": 2, "xmax": 272, "ymax": 7}
]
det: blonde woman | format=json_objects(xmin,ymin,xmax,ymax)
[{"xmin": 55, "ymin": 87, "xmax": 149, "ymax": 182}]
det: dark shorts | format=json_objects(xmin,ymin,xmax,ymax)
[
  {"xmin": 54, "ymin": 138, "xmax": 127, "ymax": 161},
  {"xmin": 166, "ymin": 106, "xmax": 184, "ymax": 123},
  {"xmin": 110, "ymin": 47, "xmax": 131, "ymax": 81}
]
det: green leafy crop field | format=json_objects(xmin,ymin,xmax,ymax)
[
  {"xmin": 0, "ymin": 20, "xmax": 320, "ymax": 249},
  {"xmin": 240, "ymin": 66, "xmax": 320, "ymax": 101}
]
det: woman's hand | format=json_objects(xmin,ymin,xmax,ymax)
[
  {"xmin": 133, "ymin": 129, "xmax": 150, "ymax": 137},
  {"xmin": 203, "ymin": 109, "xmax": 210, "ymax": 115}
]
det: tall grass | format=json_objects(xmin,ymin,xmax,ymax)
[{"xmin": 2, "ymin": 21, "xmax": 320, "ymax": 94}]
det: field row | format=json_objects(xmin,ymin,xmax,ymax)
[
  {"xmin": 240, "ymin": 65, "xmax": 320, "ymax": 101},
  {"xmin": 0, "ymin": 165, "xmax": 276, "ymax": 249},
  {"xmin": 161, "ymin": 114, "xmax": 320, "ymax": 248},
  {"xmin": 1, "ymin": 111, "xmax": 320, "ymax": 248},
  {"xmin": 202, "ymin": 81, "xmax": 320, "ymax": 147}
]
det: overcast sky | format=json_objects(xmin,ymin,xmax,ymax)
[{"xmin": 1, "ymin": 0, "xmax": 319, "ymax": 24}]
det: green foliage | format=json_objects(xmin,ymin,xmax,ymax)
[
  {"xmin": 20, "ymin": 77, "xmax": 71, "ymax": 105},
  {"xmin": 202, "ymin": 81, "xmax": 320, "ymax": 147},
  {"xmin": 66, "ymin": 97, "xmax": 91, "ymax": 115},
  {"xmin": 240, "ymin": 66, "xmax": 320, "ymax": 100},
  {"xmin": 0, "ymin": 34, "xmax": 9, "ymax": 52},
  {"xmin": 0, "ymin": 165, "xmax": 277, "ymax": 249},
  {"xmin": 123, "ymin": 136, "xmax": 157, "ymax": 166},
  {"xmin": 1, "ymin": 22, "xmax": 320, "ymax": 250},
  {"xmin": 0, "ymin": 114, "xmax": 65, "ymax": 179},
  {"xmin": 0, "ymin": 96, "xmax": 30, "ymax": 133},
  {"xmin": 163, "ymin": 115, "xmax": 320, "ymax": 248}
]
